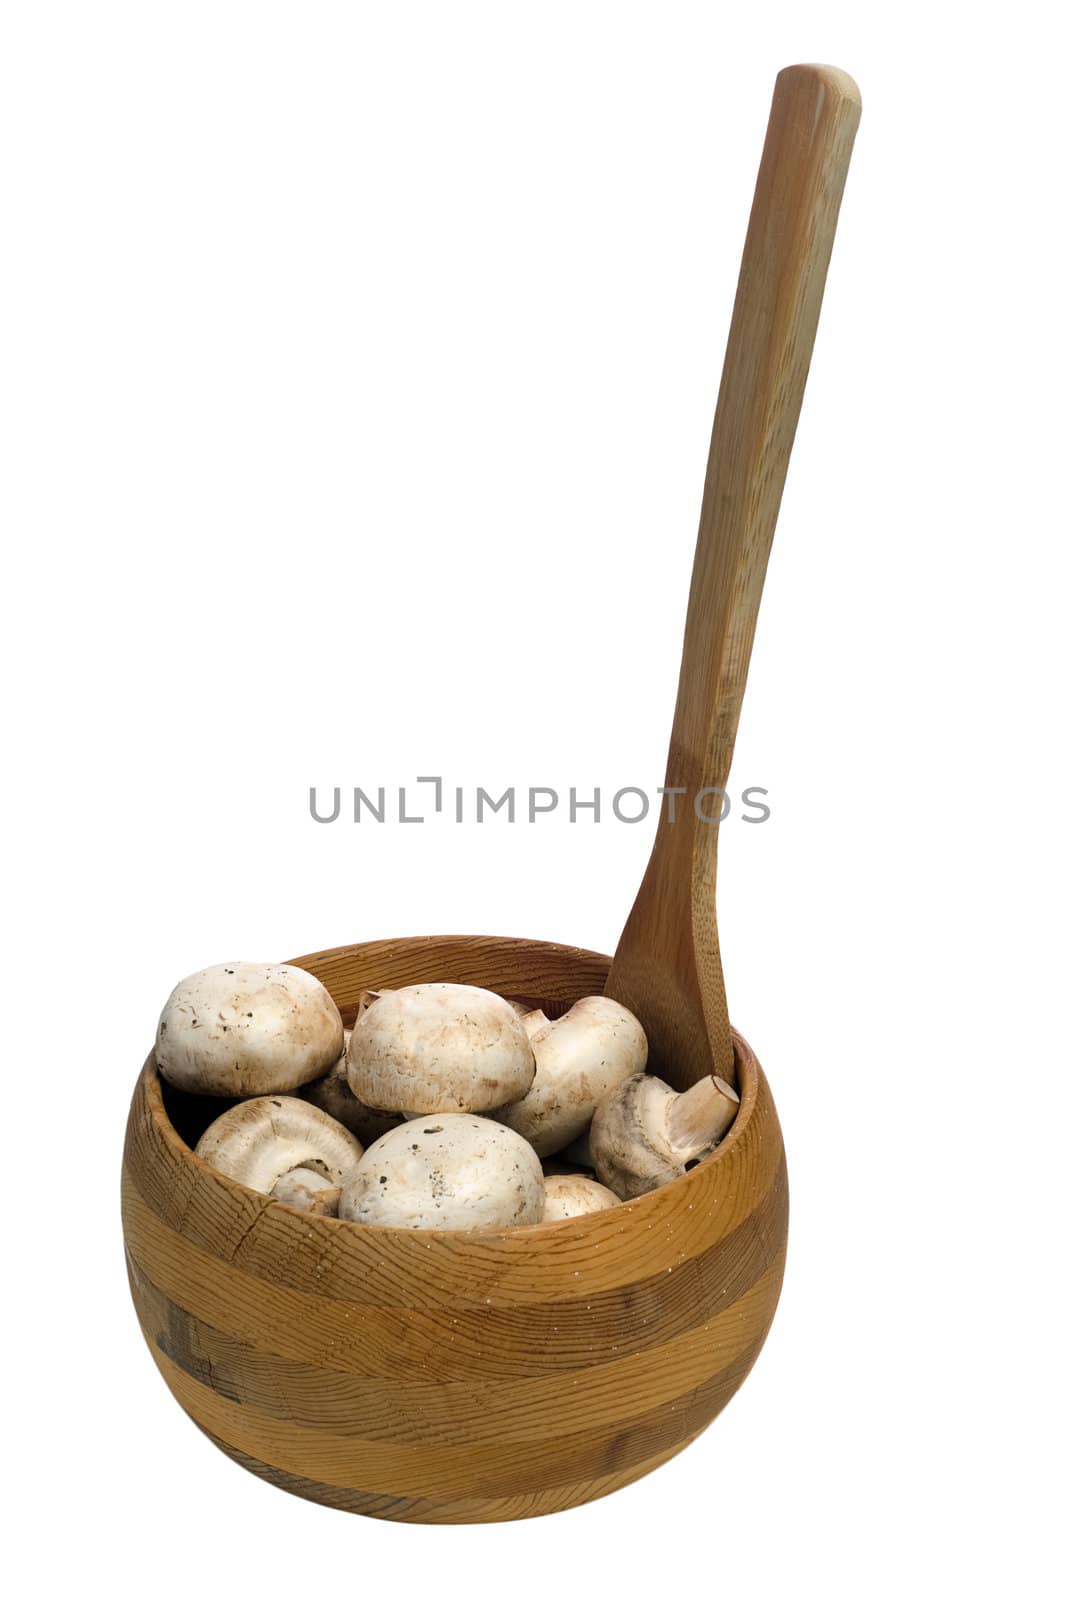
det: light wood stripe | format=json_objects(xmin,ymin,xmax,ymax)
[{"xmin": 130, "ymin": 1249, "xmax": 784, "ymax": 1446}]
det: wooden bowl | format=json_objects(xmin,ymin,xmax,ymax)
[{"xmin": 122, "ymin": 934, "xmax": 787, "ymax": 1524}]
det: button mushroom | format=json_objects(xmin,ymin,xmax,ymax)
[
  {"xmin": 156, "ymin": 962, "xmax": 344, "ymax": 1096},
  {"xmin": 590, "ymin": 1072, "xmax": 740, "ymax": 1199},
  {"xmin": 541, "ymin": 1173, "xmax": 619, "ymax": 1221},
  {"xmin": 301, "ymin": 1028, "xmax": 404, "ymax": 1145},
  {"xmin": 194, "ymin": 1096, "xmax": 363, "ymax": 1209},
  {"xmin": 346, "ymin": 983, "xmax": 535, "ymax": 1114},
  {"xmin": 494, "ymin": 995, "xmax": 648, "ymax": 1156},
  {"xmin": 339, "ymin": 1114, "xmax": 544, "ymax": 1229}
]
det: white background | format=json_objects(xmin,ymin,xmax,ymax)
[{"xmin": 2, "ymin": 2, "xmax": 1068, "ymax": 1595}]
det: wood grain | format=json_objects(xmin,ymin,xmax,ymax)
[
  {"xmin": 607, "ymin": 64, "xmax": 861, "ymax": 1087},
  {"xmin": 122, "ymin": 935, "xmax": 787, "ymax": 1523}
]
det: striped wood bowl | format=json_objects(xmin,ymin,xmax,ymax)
[{"xmin": 121, "ymin": 934, "xmax": 787, "ymax": 1524}]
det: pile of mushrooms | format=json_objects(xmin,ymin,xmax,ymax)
[{"xmin": 154, "ymin": 961, "xmax": 740, "ymax": 1229}]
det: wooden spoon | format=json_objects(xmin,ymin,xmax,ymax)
[{"xmin": 606, "ymin": 64, "xmax": 861, "ymax": 1089}]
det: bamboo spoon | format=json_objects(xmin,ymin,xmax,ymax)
[{"xmin": 606, "ymin": 64, "xmax": 861, "ymax": 1088}]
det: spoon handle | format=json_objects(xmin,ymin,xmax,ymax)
[{"xmin": 607, "ymin": 65, "xmax": 861, "ymax": 1087}]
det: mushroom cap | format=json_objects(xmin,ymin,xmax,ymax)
[
  {"xmin": 346, "ymin": 983, "xmax": 536, "ymax": 1114},
  {"xmin": 495, "ymin": 995, "xmax": 648, "ymax": 1156},
  {"xmin": 541, "ymin": 1173, "xmax": 619, "ymax": 1221},
  {"xmin": 339, "ymin": 1113, "xmax": 545, "ymax": 1230},
  {"xmin": 589, "ymin": 1073, "xmax": 681, "ymax": 1198},
  {"xmin": 195, "ymin": 1095, "xmax": 363, "ymax": 1196},
  {"xmin": 302, "ymin": 1029, "xmax": 404, "ymax": 1145},
  {"xmin": 156, "ymin": 962, "xmax": 344, "ymax": 1096}
]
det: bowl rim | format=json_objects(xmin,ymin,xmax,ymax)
[{"xmin": 137, "ymin": 932, "xmax": 764, "ymax": 1242}]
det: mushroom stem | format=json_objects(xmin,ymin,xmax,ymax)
[
  {"xmin": 666, "ymin": 1074, "xmax": 739, "ymax": 1157},
  {"xmin": 517, "ymin": 1007, "xmax": 551, "ymax": 1041},
  {"xmin": 195, "ymin": 1096, "xmax": 363, "ymax": 1196},
  {"xmin": 355, "ymin": 989, "xmax": 385, "ymax": 1022},
  {"xmin": 590, "ymin": 1071, "xmax": 740, "ymax": 1199},
  {"xmin": 271, "ymin": 1167, "xmax": 342, "ymax": 1216}
]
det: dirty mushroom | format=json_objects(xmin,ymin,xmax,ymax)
[
  {"xmin": 156, "ymin": 962, "xmax": 344, "ymax": 1096},
  {"xmin": 346, "ymin": 983, "xmax": 535, "ymax": 1114},
  {"xmin": 339, "ymin": 1114, "xmax": 544, "ymax": 1229},
  {"xmin": 195, "ymin": 1096, "xmax": 363, "ymax": 1208},
  {"xmin": 590, "ymin": 1072, "xmax": 740, "ymax": 1199},
  {"xmin": 541, "ymin": 1173, "xmax": 619, "ymax": 1221},
  {"xmin": 302, "ymin": 1028, "xmax": 403, "ymax": 1145},
  {"xmin": 495, "ymin": 995, "xmax": 647, "ymax": 1156}
]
